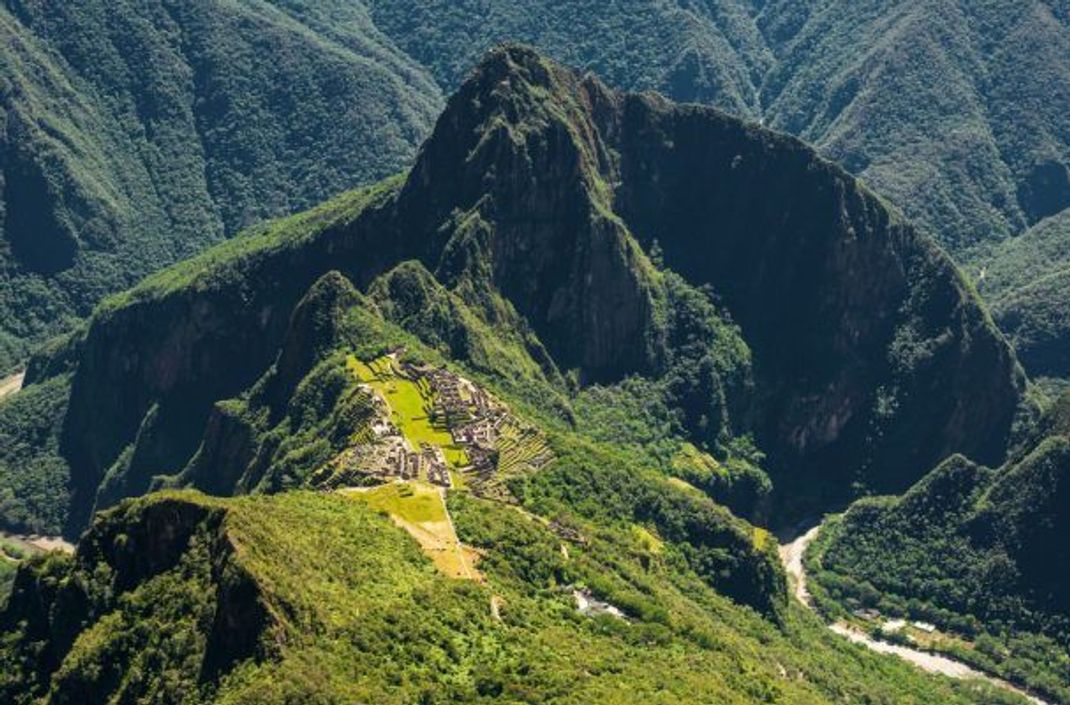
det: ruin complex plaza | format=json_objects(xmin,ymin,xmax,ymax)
[{"xmin": 323, "ymin": 353, "xmax": 553, "ymax": 497}]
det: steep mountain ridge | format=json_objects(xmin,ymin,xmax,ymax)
[
  {"xmin": 606, "ymin": 92, "xmax": 1024, "ymax": 498},
  {"xmin": 392, "ymin": 54, "xmax": 666, "ymax": 382},
  {"xmin": 3, "ymin": 0, "xmax": 1067, "ymax": 391},
  {"xmin": 0, "ymin": 41, "xmax": 1049, "ymax": 705},
  {"xmin": 5, "ymin": 47, "xmax": 1024, "ymax": 539},
  {"xmin": 368, "ymin": 0, "xmax": 1070, "ymax": 251}
]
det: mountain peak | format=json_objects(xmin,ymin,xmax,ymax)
[
  {"xmin": 28, "ymin": 48, "xmax": 1023, "ymax": 541},
  {"xmin": 398, "ymin": 50, "xmax": 1024, "ymax": 500}
]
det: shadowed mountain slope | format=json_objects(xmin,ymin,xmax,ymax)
[
  {"xmin": 962, "ymin": 210, "xmax": 1070, "ymax": 388},
  {"xmin": 2, "ymin": 47, "xmax": 1023, "ymax": 539},
  {"xmin": 813, "ymin": 392, "xmax": 1070, "ymax": 701}
]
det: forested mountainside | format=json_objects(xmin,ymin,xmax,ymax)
[
  {"xmin": 0, "ymin": 37, "xmax": 1051, "ymax": 705},
  {"xmin": 810, "ymin": 392, "xmax": 1070, "ymax": 701},
  {"xmin": 0, "ymin": 0, "xmax": 440, "ymax": 372},
  {"xmin": 0, "ymin": 48, "xmax": 1022, "ymax": 548},
  {"xmin": 369, "ymin": 0, "xmax": 1070, "ymax": 251},
  {"xmin": 3, "ymin": 0, "xmax": 1067, "ymax": 386},
  {"xmin": 0, "ymin": 488, "xmax": 1028, "ymax": 704},
  {"xmin": 963, "ymin": 211, "xmax": 1070, "ymax": 390},
  {"xmin": 0, "ymin": 49, "xmax": 1036, "ymax": 705}
]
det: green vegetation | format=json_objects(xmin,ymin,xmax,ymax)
[
  {"xmin": 4, "ymin": 47, "xmax": 1022, "ymax": 549},
  {"xmin": 0, "ymin": 45, "xmax": 1046, "ymax": 705},
  {"xmin": 759, "ymin": 1, "xmax": 1070, "ymax": 250},
  {"xmin": 572, "ymin": 380, "xmax": 771, "ymax": 521},
  {"xmin": 0, "ymin": 489, "xmax": 1035, "ymax": 704},
  {"xmin": 102, "ymin": 178, "xmax": 403, "ymax": 314},
  {"xmin": 0, "ymin": 561, "xmax": 14, "ymax": 604},
  {"xmin": 808, "ymin": 403, "xmax": 1070, "ymax": 702},
  {"xmin": 5, "ymin": 1, "xmax": 1067, "ymax": 381},
  {"xmin": 0, "ymin": 374, "xmax": 71, "ymax": 534},
  {"xmin": 961, "ymin": 210, "xmax": 1070, "ymax": 386},
  {"xmin": 0, "ymin": 536, "xmax": 34, "ymax": 601},
  {"xmin": 2, "ymin": 1, "xmax": 1067, "ymax": 401},
  {"xmin": 348, "ymin": 355, "xmax": 468, "ymax": 468},
  {"xmin": 367, "ymin": 0, "xmax": 769, "ymax": 116},
  {"xmin": 352, "ymin": 482, "xmax": 445, "ymax": 525},
  {"xmin": 368, "ymin": 0, "xmax": 1070, "ymax": 252},
  {"xmin": 0, "ymin": 1, "xmax": 441, "ymax": 373}
]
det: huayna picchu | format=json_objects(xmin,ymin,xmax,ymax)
[{"xmin": 0, "ymin": 46, "xmax": 1045, "ymax": 704}]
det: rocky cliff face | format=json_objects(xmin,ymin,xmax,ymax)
[
  {"xmin": 26, "ymin": 46, "xmax": 1025, "ymax": 534},
  {"xmin": 399, "ymin": 47, "xmax": 1025, "ymax": 502},
  {"xmin": 396, "ymin": 50, "xmax": 667, "ymax": 382},
  {"xmin": 607, "ymin": 94, "xmax": 1025, "ymax": 499}
]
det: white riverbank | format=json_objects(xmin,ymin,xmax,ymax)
[{"xmin": 778, "ymin": 523, "xmax": 1050, "ymax": 705}]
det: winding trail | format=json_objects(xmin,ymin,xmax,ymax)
[
  {"xmin": 0, "ymin": 371, "xmax": 24, "ymax": 401},
  {"xmin": 778, "ymin": 523, "xmax": 1050, "ymax": 705}
]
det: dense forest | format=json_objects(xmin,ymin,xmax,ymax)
[
  {"xmin": 0, "ymin": 488, "xmax": 1026, "ymax": 704},
  {"xmin": 808, "ymin": 393, "xmax": 1070, "ymax": 701},
  {"xmin": 0, "ymin": 0, "xmax": 440, "ymax": 372},
  {"xmin": 0, "ymin": 4, "xmax": 1067, "ymax": 704}
]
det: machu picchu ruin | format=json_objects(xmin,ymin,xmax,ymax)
[{"xmin": 315, "ymin": 351, "xmax": 553, "ymax": 500}]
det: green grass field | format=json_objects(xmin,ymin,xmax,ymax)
[
  {"xmin": 343, "ymin": 482, "xmax": 480, "ymax": 580},
  {"xmin": 347, "ymin": 482, "xmax": 445, "ymax": 525},
  {"xmin": 347, "ymin": 355, "xmax": 469, "ymax": 469}
]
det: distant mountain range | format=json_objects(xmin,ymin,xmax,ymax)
[
  {"xmin": 0, "ymin": 1, "xmax": 441, "ymax": 370},
  {"xmin": 3, "ymin": 0, "xmax": 1068, "ymax": 384},
  {"xmin": 0, "ymin": 48, "xmax": 1041, "ymax": 705}
]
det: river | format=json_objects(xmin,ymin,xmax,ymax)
[{"xmin": 778, "ymin": 523, "xmax": 1051, "ymax": 705}]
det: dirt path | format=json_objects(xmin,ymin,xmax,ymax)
[
  {"xmin": 0, "ymin": 372, "xmax": 25, "ymax": 401},
  {"xmin": 340, "ymin": 483, "xmax": 482, "ymax": 582},
  {"xmin": 437, "ymin": 487, "xmax": 480, "ymax": 582},
  {"xmin": 1, "ymin": 531, "xmax": 75, "ymax": 555},
  {"xmin": 779, "ymin": 523, "xmax": 1050, "ymax": 705}
]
